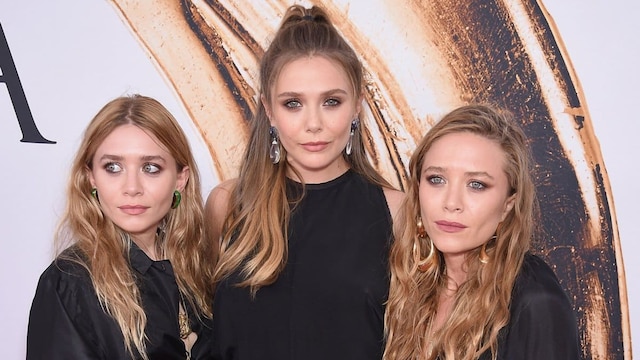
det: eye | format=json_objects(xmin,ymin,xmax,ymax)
[
  {"xmin": 284, "ymin": 99, "xmax": 301, "ymax": 109},
  {"xmin": 105, "ymin": 162, "xmax": 122, "ymax": 173},
  {"xmin": 324, "ymin": 98, "xmax": 341, "ymax": 106},
  {"xmin": 469, "ymin": 180, "xmax": 486, "ymax": 190},
  {"xmin": 143, "ymin": 163, "xmax": 161, "ymax": 174},
  {"xmin": 426, "ymin": 175, "xmax": 445, "ymax": 185}
]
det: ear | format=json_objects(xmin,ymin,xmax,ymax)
[
  {"xmin": 87, "ymin": 166, "xmax": 96, "ymax": 188},
  {"xmin": 176, "ymin": 166, "xmax": 190, "ymax": 192},
  {"xmin": 500, "ymin": 193, "xmax": 517, "ymax": 221},
  {"xmin": 355, "ymin": 93, "xmax": 363, "ymax": 117},
  {"xmin": 262, "ymin": 95, "xmax": 273, "ymax": 125}
]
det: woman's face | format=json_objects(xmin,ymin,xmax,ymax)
[
  {"xmin": 265, "ymin": 55, "xmax": 360, "ymax": 184},
  {"xmin": 89, "ymin": 124, "xmax": 188, "ymax": 244},
  {"xmin": 418, "ymin": 131, "xmax": 515, "ymax": 265}
]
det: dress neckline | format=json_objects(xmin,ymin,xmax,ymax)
[{"xmin": 286, "ymin": 168, "xmax": 354, "ymax": 191}]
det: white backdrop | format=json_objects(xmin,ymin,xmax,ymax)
[{"xmin": 0, "ymin": 1, "xmax": 636, "ymax": 359}]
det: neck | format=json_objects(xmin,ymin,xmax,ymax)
[
  {"xmin": 131, "ymin": 233, "xmax": 161, "ymax": 261},
  {"xmin": 442, "ymin": 254, "xmax": 467, "ymax": 287},
  {"xmin": 286, "ymin": 160, "xmax": 350, "ymax": 184}
]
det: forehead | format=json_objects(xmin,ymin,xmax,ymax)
[
  {"xmin": 274, "ymin": 56, "xmax": 352, "ymax": 91},
  {"xmin": 94, "ymin": 124, "xmax": 170, "ymax": 157},
  {"xmin": 423, "ymin": 132, "xmax": 506, "ymax": 171}
]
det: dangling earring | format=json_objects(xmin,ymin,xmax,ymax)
[
  {"xmin": 171, "ymin": 190, "xmax": 182, "ymax": 209},
  {"xmin": 269, "ymin": 126, "xmax": 281, "ymax": 164},
  {"xmin": 414, "ymin": 217, "xmax": 433, "ymax": 272},
  {"xmin": 156, "ymin": 218, "xmax": 167, "ymax": 238},
  {"xmin": 479, "ymin": 234, "xmax": 497, "ymax": 264},
  {"xmin": 345, "ymin": 118, "xmax": 359, "ymax": 155},
  {"xmin": 90, "ymin": 188, "xmax": 99, "ymax": 202},
  {"xmin": 417, "ymin": 216, "xmax": 427, "ymax": 238}
]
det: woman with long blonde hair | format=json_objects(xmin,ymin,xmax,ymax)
[
  {"xmin": 384, "ymin": 104, "xmax": 580, "ymax": 359},
  {"xmin": 205, "ymin": 4, "xmax": 403, "ymax": 359},
  {"xmin": 27, "ymin": 94, "xmax": 214, "ymax": 359}
]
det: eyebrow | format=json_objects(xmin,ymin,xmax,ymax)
[
  {"xmin": 423, "ymin": 166, "xmax": 495, "ymax": 180},
  {"xmin": 98, "ymin": 154, "xmax": 167, "ymax": 163},
  {"xmin": 276, "ymin": 88, "xmax": 349, "ymax": 98}
]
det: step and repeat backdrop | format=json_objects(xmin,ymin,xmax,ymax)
[{"xmin": 0, "ymin": 1, "xmax": 636, "ymax": 359}]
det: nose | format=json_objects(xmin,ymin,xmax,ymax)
[
  {"xmin": 443, "ymin": 185, "xmax": 463, "ymax": 212},
  {"xmin": 123, "ymin": 170, "xmax": 143, "ymax": 196},
  {"xmin": 305, "ymin": 107, "xmax": 322, "ymax": 133}
]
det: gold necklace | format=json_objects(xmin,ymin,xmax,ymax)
[{"xmin": 178, "ymin": 297, "xmax": 191, "ymax": 339}]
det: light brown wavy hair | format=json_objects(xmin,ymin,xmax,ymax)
[
  {"xmin": 55, "ymin": 94, "xmax": 214, "ymax": 359},
  {"xmin": 213, "ymin": 5, "xmax": 392, "ymax": 294},
  {"xmin": 384, "ymin": 104, "xmax": 537, "ymax": 360}
]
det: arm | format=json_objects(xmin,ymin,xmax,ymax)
[
  {"xmin": 26, "ymin": 265, "xmax": 102, "ymax": 360},
  {"xmin": 204, "ymin": 179, "xmax": 236, "ymax": 249},
  {"xmin": 382, "ymin": 187, "xmax": 405, "ymax": 222}
]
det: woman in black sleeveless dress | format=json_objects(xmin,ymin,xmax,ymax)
[{"xmin": 205, "ymin": 5, "xmax": 403, "ymax": 360}]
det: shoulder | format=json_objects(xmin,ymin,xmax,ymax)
[
  {"xmin": 511, "ymin": 253, "xmax": 573, "ymax": 314},
  {"xmin": 205, "ymin": 179, "xmax": 237, "ymax": 240},
  {"xmin": 206, "ymin": 179, "xmax": 236, "ymax": 211},
  {"xmin": 382, "ymin": 187, "xmax": 405, "ymax": 221},
  {"xmin": 500, "ymin": 253, "xmax": 581, "ymax": 359},
  {"xmin": 32, "ymin": 249, "xmax": 95, "ymax": 309},
  {"xmin": 37, "ymin": 250, "xmax": 92, "ymax": 292}
]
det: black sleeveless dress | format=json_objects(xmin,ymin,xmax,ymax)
[{"xmin": 212, "ymin": 170, "xmax": 393, "ymax": 360}]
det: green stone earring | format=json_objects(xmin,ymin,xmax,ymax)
[
  {"xmin": 171, "ymin": 190, "xmax": 182, "ymax": 209},
  {"xmin": 91, "ymin": 188, "xmax": 99, "ymax": 201}
]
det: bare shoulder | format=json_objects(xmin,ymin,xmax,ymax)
[
  {"xmin": 205, "ymin": 179, "xmax": 237, "ymax": 242},
  {"xmin": 382, "ymin": 187, "xmax": 405, "ymax": 221}
]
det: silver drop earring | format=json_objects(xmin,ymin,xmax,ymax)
[
  {"xmin": 269, "ymin": 126, "xmax": 281, "ymax": 164},
  {"xmin": 345, "ymin": 118, "xmax": 359, "ymax": 155}
]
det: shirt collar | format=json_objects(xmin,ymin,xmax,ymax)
[{"xmin": 128, "ymin": 241, "xmax": 154, "ymax": 274}]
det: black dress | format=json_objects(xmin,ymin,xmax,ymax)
[
  {"xmin": 27, "ymin": 244, "xmax": 213, "ymax": 360},
  {"xmin": 479, "ymin": 253, "xmax": 582, "ymax": 360},
  {"xmin": 212, "ymin": 170, "xmax": 393, "ymax": 360}
]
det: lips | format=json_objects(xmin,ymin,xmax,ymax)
[
  {"xmin": 119, "ymin": 205, "xmax": 149, "ymax": 215},
  {"xmin": 301, "ymin": 141, "xmax": 329, "ymax": 152},
  {"xmin": 435, "ymin": 220, "xmax": 467, "ymax": 233}
]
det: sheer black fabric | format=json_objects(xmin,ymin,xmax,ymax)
[
  {"xmin": 27, "ymin": 244, "xmax": 213, "ymax": 360},
  {"xmin": 478, "ymin": 253, "xmax": 582, "ymax": 360},
  {"xmin": 211, "ymin": 170, "xmax": 393, "ymax": 360}
]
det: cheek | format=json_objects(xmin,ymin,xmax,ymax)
[
  {"xmin": 271, "ymin": 117, "xmax": 296, "ymax": 139},
  {"xmin": 417, "ymin": 184, "xmax": 430, "ymax": 217}
]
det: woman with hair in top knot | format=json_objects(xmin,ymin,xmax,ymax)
[
  {"xmin": 27, "ymin": 94, "xmax": 214, "ymax": 360},
  {"xmin": 205, "ymin": 4, "xmax": 403, "ymax": 360},
  {"xmin": 383, "ymin": 104, "xmax": 580, "ymax": 360}
]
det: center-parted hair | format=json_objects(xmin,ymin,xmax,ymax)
[
  {"xmin": 384, "ymin": 104, "xmax": 538, "ymax": 360},
  {"xmin": 57, "ymin": 94, "xmax": 213, "ymax": 359},
  {"xmin": 213, "ymin": 5, "xmax": 393, "ymax": 294}
]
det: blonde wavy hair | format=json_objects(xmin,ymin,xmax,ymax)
[
  {"xmin": 55, "ymin": 94, "xmax": 214, "ymax": 359},
  {"xmin": 213, "ymin": 5, "xmax": 392, "ymax": 294},
  {"xmin": 384, "ymin": 104, "xmax": 538, "ymax": 360}
]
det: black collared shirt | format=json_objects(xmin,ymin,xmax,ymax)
[{"xmin": 27, "ymin": 244, "xmax": 213, "ymax": 359}]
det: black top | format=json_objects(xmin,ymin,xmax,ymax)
[
  {"xmin": 27, "ymin": 244, "xmax": 213, "ymax": 360},
  {"xmin": 212, "ymin": 170, "xmax": 393, "ymax": 360},
  {"xmin": 479, "ymin": 253, "xmax": 582, "ymax": 360}
]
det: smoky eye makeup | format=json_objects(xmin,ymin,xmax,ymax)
[
  {"xmin": 104, "ymin": 162, "xmax": 123, "ymax": 173},
  {"xmin": 142, "ymin": 163, "xmax": 162, "ymax": 174}
]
